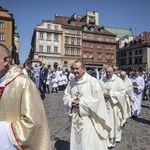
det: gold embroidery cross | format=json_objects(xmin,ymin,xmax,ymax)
[{"xmin": 73, "ymin": 118, "xmax": 83, "ymax": 129}]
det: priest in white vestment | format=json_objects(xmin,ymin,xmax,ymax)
[
  {"xmin": 120, "ymin": 71, "xmax": 134, "ymax": 124},
  {"xmin": 99, "ymin": 66, "xmax": 126, "ymax": 148},
  {"xmin": 63, "ymin": 60, "xmax": 111, "ymax": 150},
  {"xmin": 0, "ymin": 44, "xmax": 51, "ymax": 150},
  {"xmin": 130, "ymin": 70, "xmax": 145, "ymax": 117}
]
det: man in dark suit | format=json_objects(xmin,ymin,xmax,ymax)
[{"xmin": 39, "ymin": 62, "xmax": 48, "ymax": 100}]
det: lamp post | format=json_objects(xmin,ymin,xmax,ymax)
[{"xmin": 90, "ymin": 56, "xmax": 94, "ymax": 68}]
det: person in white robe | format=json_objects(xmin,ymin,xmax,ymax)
[
  {"xmin": 62, "ymin": 72, "xmax": 68, "ymax": 90},
  {"xmin": 51, "ymin": 74, "xmax": 58, "ymax": 93},
  {"xmin": 63, "ymin": 60, "xmax": 111, "ymax": 150},
  {"xmin": 130, "ymin": 70, "xmax": 145, "ymax": 117},
  {"xmin": 46, "ymin": 72, "xmax": 50, "ymax": 93},
  {"xmin": 68, "ymin": 69, "xmax": 75, "ymax": 81},
  {"xmin": 120, "ymin": 71, "xmax": 134, "ymax": 124},
  {"xmin": 145, "ymin": 74, "xmax": 150, "ymax": 108},
  {"xmin": 99, "ymin": 66, "xmax": 126, "ymax": 148},
  {"xmin": 58, "ymin": 73, "xmax": 63, "ymax": 91}
]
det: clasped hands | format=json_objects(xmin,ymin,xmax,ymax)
[
  {"xmin": 72, "ymin": 98, "xmax": 80, "ymax": 108},
  {"xmin": 103, "ymin": 92, "xmax": 110, "ymax": 101}
]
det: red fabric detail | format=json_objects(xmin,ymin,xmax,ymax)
[
  {"xmin": 11, "ymin": 124, "xmax": 24, "ymax": 150},
  {"xmin": 5, "ymin": 73, "xmax": 23, "ymax": 86},
  {"xmin": 0, "ymin": 87, "xmax": 4, "ymax": 98}
]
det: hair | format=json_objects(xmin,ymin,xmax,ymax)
[
  {"xmin": 105, "ymin": 65, "xmax": 114, "ymax": 71},
  {"xmin": 74, "ymin": 59, "xmax": 85, "ymax": 68},
  {"xmin": 0, "ymin": 43, "xmax": 12, "ymax": 64},
  {"xmin": 120, "ymin": 71, "xmax": 127, "ymax": 76}
]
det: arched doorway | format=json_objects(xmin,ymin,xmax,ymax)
[{"xmin": 54, "ymin": 62, "xmax": 58, "ymax": 70}]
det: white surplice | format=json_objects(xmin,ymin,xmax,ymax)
[
  {"xmin": 99, "ymin": 74, "xmax": 126, "ymax": 147},
  {"xmin": 131, "ymin": 75, "xmax": 145, "ymax": 116},
  {"xmin": 122, "ymin": 76, "xmax": 134, "ymax": 124},
  {"xmin": 63, "ymin": 73, "xmax": 111, "ymax": 150}
]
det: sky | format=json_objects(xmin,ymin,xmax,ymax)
[{"xmin": 1, "ymin": 0, "xmax": 150, "ymax": 64}]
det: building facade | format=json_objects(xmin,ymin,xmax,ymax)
[
  {"xmin": 30, "ymin": 20, "xmax": 62, "ymax": 69},
  {"xmin": 29, "ymin": 10, "xmax": 117, "ymax": 70},
  {"xmin": 118, "ymin": 32, "xmax": 150, "ymax": 72},
  {"xmin": 0, "ymin": 6, "xmax": 19, "ymax": 64}
]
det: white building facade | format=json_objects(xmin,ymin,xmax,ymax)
[{"xmin": 31, "ymin": 21, "xmax": 62, "ymax": 69}]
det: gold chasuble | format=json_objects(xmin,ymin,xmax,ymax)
[{"xmin": 0, "ymin": 65, "xmax": 51, "ymax": 150}]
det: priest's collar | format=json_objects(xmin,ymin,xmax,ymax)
[
  {"xmin": 0, "ymin": 71, "xmax": 10, "ymax": 87},
  {"xmin": 106, "ymin": 74, "xmax": 116, "ymax": 81},
  {"xmin": 74, "ymin": 72, "xmax": 89, "ymax": 85}
]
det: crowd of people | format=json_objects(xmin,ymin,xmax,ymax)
[
  {"xmin": 63, "ymin": 59, "xmax": 150, "ymax": 150},
  {"xmin": 1, "ymin": 41, "xmax": 149, "ymax": 150}
]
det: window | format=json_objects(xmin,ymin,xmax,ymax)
[
  {"xmin": 77, "ymin": 48, "xmax": 80, "ymax": 55},
  {"xmin": 77, "ymin": 38, "xmax": 80, "ymax": 45},
  {"xmin": 65, "ymin": 37, "xmax": 69, "ymax": 44},
  {"xmin": 106, "ymin": 38, "xmax": 109, "ymax": 42},
  {"xmin": 129, "ymin": 51, "xmax": 132, "ymax": 56},
  {"xmin": 47, "ymin": 33, "xmax": 51, "ymax": 40},
  {"xmin": 39, "ymin": 32, "xmax": 44, "ymax": 39},
  {"xmin": 121, "ymin": 59, "xmax": 126, "ymax": 65},
  {"xmin": 83, "ymin": 26, "xmax": 88, "ymax": 31},
  {"xmin": 111, "ymin": 55, "xmax": 114, "ymax": 60},
  {"xmin": 54, "ymin": 34, "xmax": 58, "ymax": 41},
  {"xmin": 77, "ymin": 30, "xmax": 80, "ymax": 35},
  {"xmin": 71, "ymin": 37, "xmax": 75, "ymax": 45},
  {"xmin": 121, "ymin": 53, "xmax": 123, "ymax": 57},
  {"xmin": 129, "ymin": 58, "xmax": 132, "ymax": 64},
  {"xmin": 139, "ymin": 49, "xmax": 142, "ymax": 54},
  {"xmin": 83, "ymin": 52, "xmax": 87, "ymax": 58},
  {"xmin": 83, "ymin": 34, "xmax": 87, "ymax": 39},
  {"xmin": 97, "ymin": 44, "xmax": 101, "ymax": 49},
  {"xmin": 88, "ymin": 35, "xmax": 93, "ymax": 40},
  {"xmin": 54, "ymin": 47, "xmax": 58, "ymax": 53},
  {"xmin": 110, "ymin": 45, "xmax": 114, "ymax": 50},
  {"xmin": 65, "ymin": 47, "xmax": 69, "ymax": 55},
  {"xmin": 139, "ymin": 57, "xmax": 142, "ymax": 63},
  {"xmin": 135, "ymin": 58, "xmax": 138, "ymax": 64},
  {"xmin": 65, "ymin": 29, "xmax": 69, "ymax": 33},
  {"xmin": 105, "ymin": 45, "xmax": 109, "ymax": 50},
  {"xmin": 47, "ymin": 46, "xmax": 51, "ymax": 53},
  {"xmin": 90, "ymin": 26, "xmax": 94, "ymax": 32},
  {"xmin": 97, "ymin": 53, "xmax": 102, "ymax": 59},
  {"xmin": 39, "ymin": 45, "xmax": 43, "ymax": 52},
  {"xmin": 83, "ymin": 43, "xmax": 87, "ymax": 47},
  {"xmin": 110, "ymin": 38, "xmax": 114, "ymax": 42},
  {"xmin": 0, "ymin": 22, "xmax": 4, "ymax": 28},
  {"xmin": 97, "ymin": 36, "xmax": 101, "ymax": 41},
  {"xmin": 135, "ymin": 50, "xmax": 138, "ymax": 55},
  {"xmin": 47, "ymin": 24, "xmax": 51, "ymax": 29},
  {"xmin": 89, "ymin": 43, "xmax": 93, "ymax": 48},
  {"xmin": 64, "ymin": 61, "xmax": 67, "ymax": 65},
  {"xmin": 70, "ymin": 30, "xmax": 74, "ymax": 34},
  {"xmin": 106, "ymin": 54, "xmax": 110, "ymax": 59},
  {"xmin": 0, "ymin": 33, "xmax": 5, "ymax": 41},
  {"xmin": 71, "ymin": 48, "xmax": 75, "ymax": 55},
  {"xmin": 89, "ymin": 53, "xmax": 93, "ymax": 59},
  {"xmin": 124, "ymin": 52, "xmax": 126, "ymax": 57},
  {"xmin": 70, "ymin": 21, "xmax": 75, "ymax": 26},
  {"xmin": 55, "ymin": 25, "xmax": 58, "ymax": 30}
]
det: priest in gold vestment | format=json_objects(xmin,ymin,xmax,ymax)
[
  {"xmin": 63, "ymin": 60, "xmax": 111, "ymax": 150},
  {"xmin": 0, "ymin": 44, "xmax": 51, "ymax": 150}
]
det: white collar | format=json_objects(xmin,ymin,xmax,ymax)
[{"xmin": 0, "ymin": 72, "xmax": 10, "ymax": 87}]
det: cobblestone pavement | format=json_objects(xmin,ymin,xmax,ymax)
[{"xmin": 43, "ymin": 90, "xmax": 150, "ymax": 150}]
